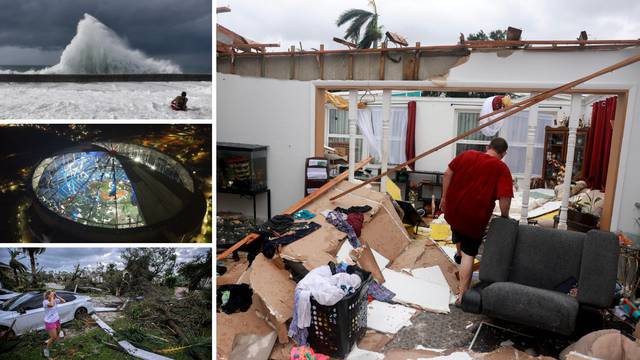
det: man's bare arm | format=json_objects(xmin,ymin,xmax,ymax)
[
  {"xmin": 441, "ymin": 167, "xmax": 453, "ymax": 212},
  {"xmin": 499, "ymin": 197, "xmax": 511, "ymax": 217}
]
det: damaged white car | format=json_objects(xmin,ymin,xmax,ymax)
[{"xmin": 0, "ymin": 291, "xmax": 95, "ymax": 337}]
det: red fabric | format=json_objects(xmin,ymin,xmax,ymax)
[
  {"xmin": 491, "ymin": 96, "xmax": 505, "ymax": 111},
  {"xmin": 405, "ymin": 101, "xmax": 417, "ymax": 169},
  {"xmin": 444, "ymin": 150, "xmax": 513, "ymax": 239},
  {"xmin": 346, "ymin": 212, "xmax": 364, "ymax": 237},
  {"xmin": 582, "ymin": 96, "xmax": 616, "ymax": 190}
]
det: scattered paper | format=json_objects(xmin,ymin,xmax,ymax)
[
  {"xmin": 345, "ymin": 346, "xmax": 384, "ymax": 360},
  {"xmin": 381, "ymin": 269, "xmax": 450, "ymax": 313},
  {"xmin": 367, "ymin": 301, "xmax": 416, "ymax": 334}
]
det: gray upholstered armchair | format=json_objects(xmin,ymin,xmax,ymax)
[{"xmin": 462, "ymin": 217, "xmax": 619, "ymax": 335}]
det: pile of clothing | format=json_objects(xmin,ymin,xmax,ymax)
[{"xmin": 257, "ymin": 214, "xmax": 321, "ymax": 259}]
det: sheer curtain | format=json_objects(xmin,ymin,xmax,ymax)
[
  {"xmin": 356, "ymin": 107, "xmax": 380, "ymax": 160},
  {"xmin": 357, "ymin": 106, "xmax": 408, "ymax": 164},
  {"xmin": 501, "ymin": 111, "xmax": 554, "ymax": 176}
]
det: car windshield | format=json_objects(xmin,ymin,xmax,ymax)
[
  {"xmin": 0, "ymin": 289, "xmax": 12, "ymax": 295},
  {"xmin": 1, "ymin": 292, "xmax": 37, "ymax": 311}
]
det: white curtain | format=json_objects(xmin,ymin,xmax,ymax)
[
  {"xmin": 357, "ymin": 107, "xmax": 380, "ymax": 160},
  {"xmin": 357, "ymin": 106, "xmax": 408, "ymax": 164},
  {"xmin": 501, "ymin": 111, "xmax": 554, "ymax": 176}
]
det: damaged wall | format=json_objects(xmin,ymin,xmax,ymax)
[
  {"xmin": 217, "ymin": 73, "xmax": 313, "ymax": 219},
  {"xmin": 218, "ymin": 48, "xmax": 640, "ymax": 235}
]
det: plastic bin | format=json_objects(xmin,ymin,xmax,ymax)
[{"xmin": 307, "ymin": 271, "xmax": 372, "ymax": 358}]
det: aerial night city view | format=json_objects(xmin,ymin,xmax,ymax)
[{"xmin": 0, "ymin": 124, "xmax": 212, "ymax": 243}]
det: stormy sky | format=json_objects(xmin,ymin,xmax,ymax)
[
  {"xmin": 218, "ymin": 0, "xmax": 640, "ymax": 51},
  {"xmin": 0, "ymin": 0, "xmax": 211, "ymax": 72},
  {"xmin": 0, "ymin": 248, "xmax": 209, "ymax": 273}
]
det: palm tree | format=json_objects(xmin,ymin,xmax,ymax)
[
  {"xmin": 22, "ymin": 248, "xmax": 45, "ymax": 286},
  {"xmin": 336, "ymin": 0, "xmax": 383, "ymax": 49},
  {"xmin": 8, "ymin": 249, "xmax": 27, "ymax": 286}
]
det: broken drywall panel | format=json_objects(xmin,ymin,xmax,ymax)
[
  {"xmin": 426, "ymin": 352, "xmax": 474, "ymax": 360},
  {"xmin": 280, "ymin": 181, "xmax": 409, "ymax": 271},
  {"xmin": 416, "ymin": 242, "xmax": 461, "ymax": 295},
  {"xmin": 358, "ymin": 331, "xmax": 393, "ymax": 353},
  {"xmin": 269, "ymin": 342, "xmax": 295, "ymax": 360},
  {"xmin": 389, "ymin": 239, "xmax": 429, "ymax": 271},
  {"xmin": 346, "ymin": 346, "xmax": 385, "ymax": 360},
  {"xmin": 476, "ymin": 347, "xmax": 556, "ymax": 359},
  {"xmin": 249, "ymin": 254, "xmax": 295, "ymax": 342},
  {"xmin": 439, "ymin": 245, "xmax": 458, "ymax": 263},
  {"xmin": 217, "ymin": 260, "xmax": 249, "ymax": 286},
  {"xmin": 381, "ymin": 268, "xmax": 450, "ymax": 313},
  {"xmin": 229, "ymin": 331, "xmax": 278, "ymax": 360},
  {"xmin": 367, "ymin": 300, "xmax": 417, "ymax": 334},
  {"xmin": 236, "ymin": 265, "xmax": 252, "ymax": 285},
  {"xmin": 411, "ymin": 266, "xmax": 450, "ymax": 290},
  {"xmin": 383, "ymin": 348, "xmax": 445, "ymax": 360},
  {"xmin": 217, "ymin": 294, "xmax": 275, "ymax": 360},
  {"xmin": 338, "ymin": 240, "xmax": 390, "ymax": 271}
]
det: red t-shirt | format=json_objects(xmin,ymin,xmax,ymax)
[{"xmin": 443, "ymin": 150, "xmax": 513, "ymax": 239}]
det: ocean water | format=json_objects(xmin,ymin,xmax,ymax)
[{"xmin": 0, "ymin": 81, "xmax": 212, "ymax": 119}]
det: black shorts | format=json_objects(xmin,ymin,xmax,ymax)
[{"xmin": 451, "ymin": 230, "xmax": 482, "ymax": 257}]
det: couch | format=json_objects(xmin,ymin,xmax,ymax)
[{"xmin": 461, "ymin": 217, "xmax": 619, "ymax": 335}]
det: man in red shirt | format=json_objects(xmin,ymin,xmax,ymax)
[{"xmin": 441, "ymin": 137, "xmax": 513, "ymax": 303}]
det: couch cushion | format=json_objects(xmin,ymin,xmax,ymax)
[
  {"xmin": 577, "ymin": 230, "xmax": 619, "ymax": 307},
  {"xmin": 509, "ymin": 225, "xmax": 584, "ymax": 290},
  {"xmin": 480, "ymin": 217, "xmax": 519, "ymax": 283},
  {"xmin": 482, "ymin": 282, "xmax": 579, "ymax": 335}
]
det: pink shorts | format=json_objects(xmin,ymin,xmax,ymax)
[{"xmin": 44, "ymin": 320, "xmax": 60, "ymax": 330}]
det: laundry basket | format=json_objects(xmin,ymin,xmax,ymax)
[{"xmin": 307, "ymin": 270, "xmax": 372, "ymax": 358}]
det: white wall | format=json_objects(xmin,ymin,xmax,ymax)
[{"xmin": 216, "ymin": 73, "xmax": 313, "ymax": 221}]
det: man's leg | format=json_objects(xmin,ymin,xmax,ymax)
[{"xmin": 458, "ymin": 252, "xmax": 474, "ymax": 296}]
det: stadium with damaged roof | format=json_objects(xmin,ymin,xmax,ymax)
[{"xmin": 30, "ymin": 142, "xmax": 206, "ymax": 242}]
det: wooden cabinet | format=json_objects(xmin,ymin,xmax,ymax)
[{"xmin": 542, "ymin": 126, "xmax": 589, "ymax": 184}]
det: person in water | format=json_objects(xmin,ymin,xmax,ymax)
[
  {"xmin": 171, "ymin": 91, "xmax": 188, "ymax": 111},
  {"xmin": 43, "ymin": 290, "xmax": 66, "ymax": 358}
]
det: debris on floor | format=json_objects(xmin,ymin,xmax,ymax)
[
  {"xmin": 217, "ymin": 179, "xmax": 640, "ymax": 359},
  {"xmin": 367, "ymin": 301, "xmax": 417, "ymax": 334}
]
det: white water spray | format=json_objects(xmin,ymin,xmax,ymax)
[{"xmin": 38, "ymin": 14, "xmax": 182, "ymax": 74}]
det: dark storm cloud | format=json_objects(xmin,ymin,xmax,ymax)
[
  {"xmin": 0, "ymin": 0, "xmax": 211, "ymax": 72},
  {"xmin": 0, "ymin": 248, "xmax": 208, "ymax": 272}
]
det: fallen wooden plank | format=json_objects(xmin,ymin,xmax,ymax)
[
  {"xmin": 331, "ymin": 52, "xmax": 640, "ymax": 201},
  {"xmin": 216, "ymin": 156, "xmax": 373, "ymax": 260},
  {"xmin": 92, "ymin": 314, "xmax": 173, "ymax": 360}
]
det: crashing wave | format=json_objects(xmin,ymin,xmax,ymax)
[{"xmin": 11, "ymin": 14, "xmax": 182, "ymax": 74}]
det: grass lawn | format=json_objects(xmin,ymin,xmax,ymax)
[{"xmin": 1, "ymin": 316, "xmax": 211, "ymax": 359}]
